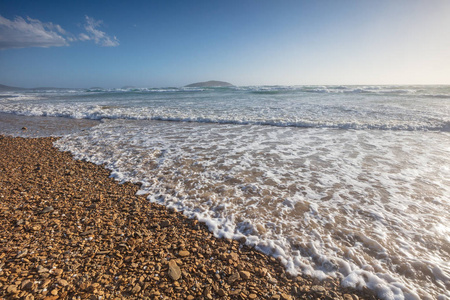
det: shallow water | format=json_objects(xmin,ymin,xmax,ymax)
[{"xmin": 1, "ymin": 85, "xmax": 449, "ymax": 299}]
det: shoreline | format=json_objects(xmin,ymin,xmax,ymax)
[
  {"xmin": 0, "ymin": 135, "xmax": 380, "ymax": 299},
  {"xmin": 0, "ymin": 112, "xmax": 100, "ymax": 138}
]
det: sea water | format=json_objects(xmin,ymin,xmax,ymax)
[{"xmin": 1, "ymin": 85, "xmax": 449, "ymax": 299}]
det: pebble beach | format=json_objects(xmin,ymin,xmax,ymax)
[{"xmin": 0, "ymin": 135, "xmax": 380, "ymax": 300}]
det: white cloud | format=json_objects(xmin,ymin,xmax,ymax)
[
  {"xmin": 82, "ymin": 16, "xmax": 119, "ymax": 47},
  {"xmin": 0, "ymin": 14, "xmax": 119, "ymax": 50},
  {"xmin": 0, "ymin": 15, "xmax": 68, "ymax": 49},
  {"xmin": 78, "ymin": 33, "xmax": 91, "ymax": 41}
]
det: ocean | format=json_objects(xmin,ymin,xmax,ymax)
[{"xmin": 0, "ymin": 85, "xmax": 449, "ymax": 299}]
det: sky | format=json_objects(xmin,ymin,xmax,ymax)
[{"xmin": 0, "ymin": 0, "xmax": 449, "ymax": 88}]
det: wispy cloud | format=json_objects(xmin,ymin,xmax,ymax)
[
  {"xmin": 0, "ymin": 15, "xmax": 119, "ymax": 50},
  {"xmin": 0, "ymin": 15, "xmax": 68, "ymax": 49},
  {"xmin": 80, "ymin": 16, "xmax": 119, "ymax": 47}
]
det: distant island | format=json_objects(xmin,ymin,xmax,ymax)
[
  {"xmin": 0, "ymin": 84, "xmax": 25, "ymax": 91},
  {"xmin": 185, "ymin": 80, "xmax": 233, "ymax": 88}
]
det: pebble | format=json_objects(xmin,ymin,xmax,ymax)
[
  {"xmin": 40, "ymin": 206, "xmax": 54, "ymax": 214},
  {"xmin": 240, "ymin": 270, "xmax": 252, "ymax": 280},
  {"xmin": 6, "ymin": 285, "xmax": 18, "ymax": 294},
  {"xmin": 178, "ymin": 250, "xmax": 190, "ymax": 257},
  {"xmin": 168, "ymin": 260, "xmax": 181, "ymax": 281},
  {"xmin": 16, "ymin": 249, "xmax": 28, "ymax": 258}
]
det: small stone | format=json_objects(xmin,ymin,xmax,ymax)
[
  {"xmin": 258, "ymin": 267, "xmax": 268, "ymax": 277},
  {"xmin": 268, "ymin": 276, "xmax": 277, "ymax": 284},
  {"xmin": 21, "ymin": 279, "xmax": 33, "ymax": 290},
  {"xmin": 53, "ymin": 268, "xmax": 63, "ymax": 276},
  {"xmin": 218, "ymin": 289, "xmax": 227, "ymax": 296},
  {"xmin": 239, "ymin": 271, "xmax": 251, "ymax": 280},
  {"xmin": 16, "ymin": 249, "xmax": 28, "ymax": 258},
  {"xmin": 80, "ymin": 229, "xmax": 95, "ymax": 236},
  {"xmin": 178, "ymin": 250, "xmax": 190, "ymax": 257},
  {"xmin": 131, "ymin": 284, "xmax": 141, "ymax": 294},
  {"xmin": 7, "ymin": 285, "xmax": 18, "ymax": 294},
  {"xmin": 343, "ymin": 295, "xmax": 353, "ymax": 300},
  {"xmin": 41, "ymin": 279, "xmax": 51, "ymax": 288},
  {"xmin": 228, "ymin": 272, "xmax": 240, "ymax": 283},
  {"xmin": 186, "ymin": 296, "xmax": 195, "ymax": 300},
  {"xmin": 230, "ymin": 252, "xmax": 239, "ymax": 261},
  {"xmin": 50, "ymin": 288, "xmax": 58, "ymax": 296},
  {"xmin": 57, "ymin": 279, "xmax": 69, "ymax": 287},
  {"xmin": 311, "ymin": 285, "xmax": 326, "ymax": 294},
  {"xmin": 280, "ymin": 293, "xmax": 291, "ymax": 300},
  {"xmin": 160, "ymin": 220, "xmax": 170, "ymax": 227},
  {"xmin": 41, "ymin": 206, "xmax": 54, "ymax": 214},
  {"xmin": 37, "ymin": 265, "xmax": 49, "ymax": 273},
  {"xmin": 25, "ymin": 294, "xmax": 34, "ymax": 300},
  {"xmin": 249, "ymin": 294, "xmax": 258, "ymax": 299},
  {"xmin": 22, "ymin": 127, "xmax": 27, "ymax": 130},
  {"xmin": 168, "ymin": 260, "xmax": 181, "ymax": 281}
]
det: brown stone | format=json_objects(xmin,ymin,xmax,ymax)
[
  {"xmin": 311, "ymin": 285, "xmax": 326, "ymax": 293},
  {"xmin": 168, "ymin": 260, "xmax": 181, "ymax": 281},
  {"xmin": 228, "ymin": 272, "xmax": 240, "ymax": 283},
  {"xmin": 21, "ymin": 280, "xmax": 33, "ymax": 290},
  {"xmin": 160, "ymin": 220, "xmax": 170, "ymax": 227},
  {"xmin": 57, "ymin": 279, "xmax": 69, "ymax": 287},
  {"xmin": 178, "ymin": 250, "xmax": 190, "ymax": 257},
  {"xmin": 41, "ymin": 279, "xmax": 51, "ymax": 288},
  {"xmin": 258, "ymin": 267, "xmax": 268, "ymax": 277},
  {"xmin": 131, "ymin": 284, "xmax": 141, "ymax": 294},
  {"xmin": 17, "ymin": 249, "xmax": 28, "ymax": 258},
  {"xmin": 240, "ymin": 270, "xmax": 251, "ymax": 280},
  {"xmin": 53, "ymin": 268, "xmax": 63, "ymax": 276},
  {"xmin": 6, "ymin": 285, "xmax": 18, "ymax": 294},
  {"xmin": 280, "ymin": 293, "xmax": 291, "ymax": 300},
  {"xmin": 41, "ymin": 206, "xmax": 54, "ymax": 214}
]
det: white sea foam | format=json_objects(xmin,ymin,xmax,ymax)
[
  {"xmin": 0, "ymin": 86, "xmax": 449, "ymax": 132},
  {"xmin": 54, "ymin": 120, "xmax": 450, "ymax": 300}
]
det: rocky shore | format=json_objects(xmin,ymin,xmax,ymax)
[{"xmin": 0, "ymin": 136, "xmax": 380, "ymax": 300}]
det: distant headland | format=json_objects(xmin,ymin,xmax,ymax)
[
  {"xmin": 0, "ymin": 84, "xmax": 25, "ymax": 91},
  {"xmin": 185, "ymin": 80, "xmax": 233, "ymax": 88}
]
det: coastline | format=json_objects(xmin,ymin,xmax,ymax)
[{"xmin": 0, "ymin": 135, "xmax": 380, "ymax": 299}]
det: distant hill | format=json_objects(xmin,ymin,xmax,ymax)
[
  {"xmin": 0, "ymin": 84, "xmax": 25, "ymax": 91},
  {"xmin": 185, "ymin": 80, "xmax": 233, "ymax": 88},
  {"xmin": 0, "ymin": 84, "xmax": 65, "ymax": 91}
]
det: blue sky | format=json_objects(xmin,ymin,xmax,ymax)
[{"xmin": 1, "ymin": 0, "xmax": 449, "ymax": 88}]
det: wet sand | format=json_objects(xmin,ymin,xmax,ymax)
[
  {"xmin": 0, "ymin": 135, "xmax": 380, "ymax": 299},
  {"xmin": 0, "ymin": 113, "xmax": 100, "ymax": 137}
]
